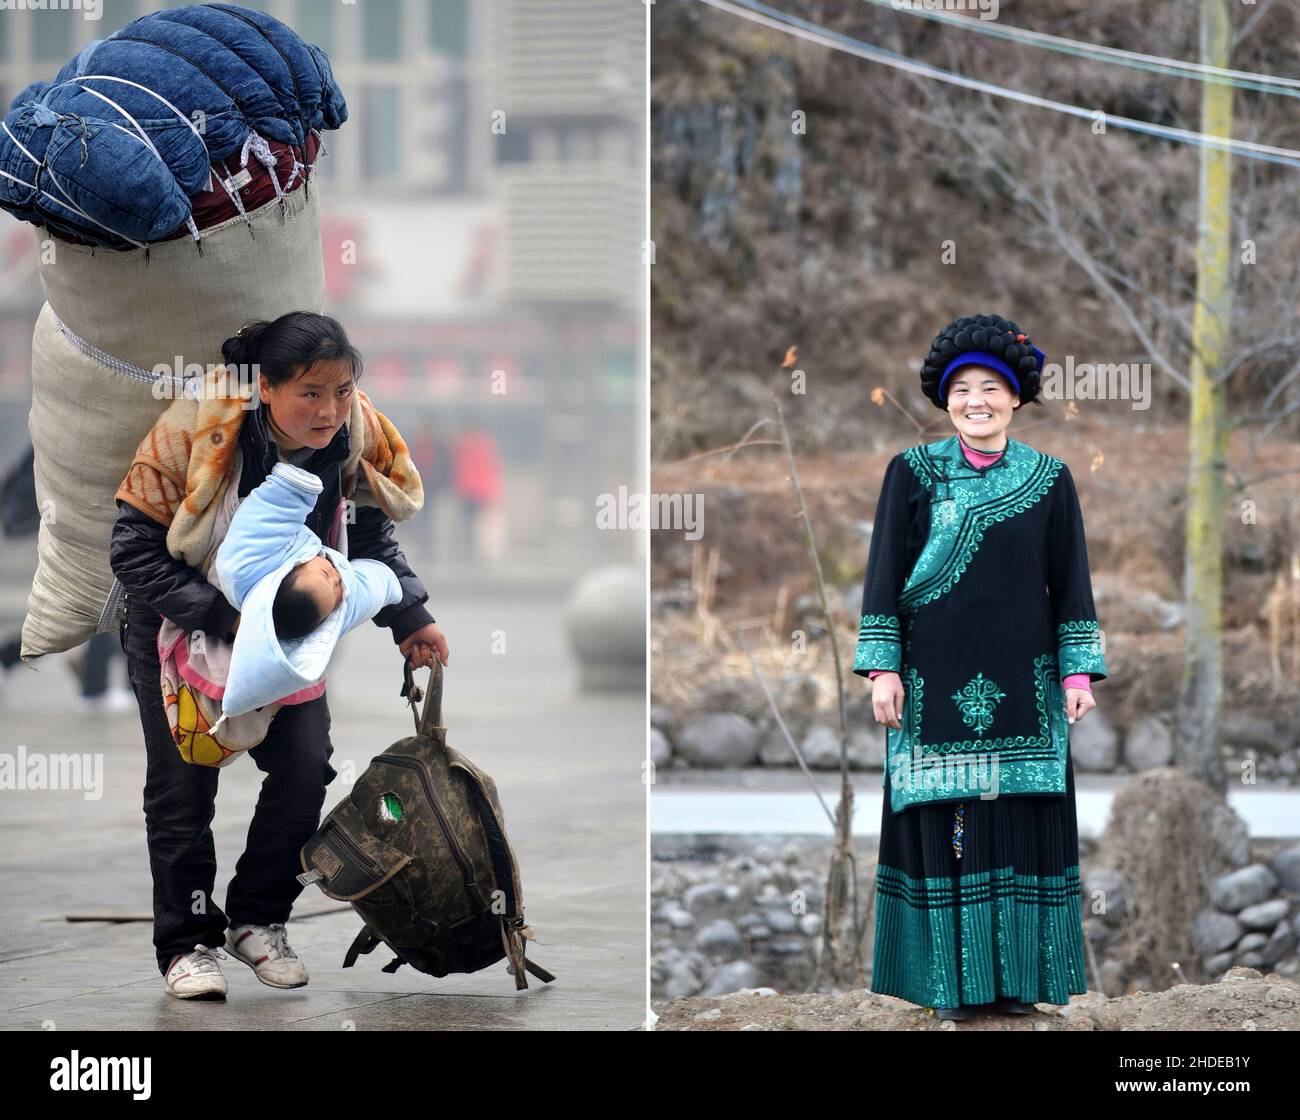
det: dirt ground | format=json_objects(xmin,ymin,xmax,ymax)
[{"xmin": 651, "ymin": 966, "xmax": 1300, "ymax": 1031}]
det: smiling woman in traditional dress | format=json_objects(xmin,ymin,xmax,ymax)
[{"xmin": 854, "ymin": 313, "xmax": 1107, "ymax": 1021}]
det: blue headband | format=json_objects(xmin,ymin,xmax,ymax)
[{"xmin": 939, "ymin": 345, "xmax": 1045, "ymax": 402}]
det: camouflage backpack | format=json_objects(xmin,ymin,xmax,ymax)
[{"xmin": 297, "ymin": 661, "xmax": 555, "ymax": 988}]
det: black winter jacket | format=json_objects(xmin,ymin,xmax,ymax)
[{"xmin": 109, "ymin": 399, "xmax": 435, "ymax": 646}]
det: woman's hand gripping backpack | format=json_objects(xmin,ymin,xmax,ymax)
[{"xmin": 297, "ymin": 660, "xmax": 555, "ymax": 989}]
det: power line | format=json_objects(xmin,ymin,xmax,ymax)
[
  {"xmin": 860, "ymin": 0, "xmax": 1300, "ymax": 98},
  {"xmin": 695, "ymin": 0, "xmax": 1300, "ymax": 170}
]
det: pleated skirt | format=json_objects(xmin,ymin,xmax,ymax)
[{"xmin": 869, "ymin": 743, "xmax": 1089, "ymax": 1010}]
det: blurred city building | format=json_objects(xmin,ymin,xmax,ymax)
[{"xmin": 0, "ymin": 0, "xmax": 644, "ymax": 575}]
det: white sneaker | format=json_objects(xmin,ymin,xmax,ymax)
[
  {"xmin": 225, "ymin": 922, "xmax": 309, "ymax": 988},
  {"xmin": 164, "ymin": 944, "xmax": 230, "ymax": 1000}
]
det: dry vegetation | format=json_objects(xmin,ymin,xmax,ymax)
[{"xmin": 650, "ymin": 0, "xmax": 1300, "ymax": 734}]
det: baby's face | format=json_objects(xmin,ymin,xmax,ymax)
[{"xmin": 293, "ymin": 555, "xmax": 343, "ymax": 620}]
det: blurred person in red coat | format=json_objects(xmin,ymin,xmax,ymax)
[{"xmin": 453, "ymin": 428, "xmax": 501, "ymax": 564}]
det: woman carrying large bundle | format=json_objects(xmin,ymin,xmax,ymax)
[
  {"xmin": 855, "ymin": 313, "xmax": 1107, "ymax": 1020},
  {"xmin": 110, "ymin": 312, "xmax": 448, "ymax": 1001}
]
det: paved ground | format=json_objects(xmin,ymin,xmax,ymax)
[{"xmin": 0, "ymin": 546, "xmax": 647, "ymax": 1031}]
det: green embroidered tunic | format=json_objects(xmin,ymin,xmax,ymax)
[{"xmin": 854, "ymin": 435, "xmax": 1106, "ymax": 813}]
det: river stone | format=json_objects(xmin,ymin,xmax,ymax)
[
  {"xmin": 1123, "ymin": 715, "xmax": 1173, "ymax": 771},
  {"xmin": 695, "ymin": 918, "xmax": 743, "ymax": 958},
  {"xmin": 1070, "ymin": 710, "xmax": 1119, "ymax": 771},
  {"xmin": 1082, "ymin": 866, "xmax": 1127, "ymax": 924},
  {"xmin": 1237, "ymin": 899, "xmax": 1289, "ymax": 931},
  {"xmin": 683, "ymin": 882, "xmax": 729, "ymax": 916},
  {"xmin": 1270, "ymin": 843, "xmax": 1300, "ymax": 894},
  {"xmin": 650, "ymin": 705, "xmax": 678, "ymax": 736},
  {"xmin": 1205, "ymin": 951, "xmax": 1235, "ymax": 976},
  {"xmin": 664, "ymin": 906, "xmax": 695, "ymax": 930},
  {"xmin": 765, "ymin": 909, "xmax": 798, "ymax": 934},
  {"xmin": 1261, "ymin": 920, "xmax": 1297, "ymax": 967},
  {"xmin": 676, "ymin": 712, "xmax": 760, "ymax": 767},
  {"xmin": 701, "ymin": 960, "xmax": 761, "ymax": 996},
  {"xmin": 650, "ymin": 727, "xmax": 672, "ymax": 768},
  {"xmin": 1191, "ymin": 910, "xmax": 1243, "ymax": 955},
  {"xmin": 801, "ymin": 724, "xmax": 842, "ymax": 769},
  {"xmin": 663, "ymin": 960, "xmax": 702, "ymax": 999},
  {"xmin": 757, "ymin": 723, "xmax": 799, "ymax": 767},
  {"xmin": 1210, "ymin": 865, "xmax": 1278, "ymax": 913},
  {"xmin": 1206, "ymin": 800, "xmax": 1251, "ymax": 868},
  {"xmin": 1221, "ymin": 712, "xmax": 1287, "ymax": 756},
  {"xmin": 849, "ymin": 724, "xmax": 886, "ymax": 768}
]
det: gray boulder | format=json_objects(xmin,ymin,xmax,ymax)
[
  {"xmin": 650, "ymin": 705, "xmax": 678, "ymax": 736},
  {"xmin": 1270, "ymin": 843, "xmax": 1300, "ymax": 894},
  {"xmin": 1123, "ymin": 715, "xmax": 1173, "ymax": 771},
  {"xmin": 701, "ymin": 960, "xmax": 761, "ymax": 996},
  {"xmin": 676, "ymin": 713, "xmax": 761, "ymax": 768},
  {"xmin": 650, "ymin": 727, "xmax": 672, "ymax": 768},
  {"xmin": 1204, "ymin": 951, "xmax": 1235, "ymax": 976},
  {"xmin": 682, "ymin": 882, "xmax": 728, "ymax": 916},
  {"xmin": 849, "ymin": 724, "xmax": 886, "ymax": 769},
  {"xmin": 1082, "ymin": 866, "xmax": 1127, "ymax": 924},
  {"xmin": 1191, "ymin": 910, "xmax": 1243, "ymax": 955},
  {"xmin": 1221, "ymin": 712, "xmax": 1288, "ymax": 756},
  {"xmin": 1206, "ymin": 800, "xmax": 1251, "ymax": 868},
  {"xmin": 1237, "ymin": 899, "xmax": 1290, "ymax": 931},
  {"xmin": 801, "ymin": 724, "xmax": 843, "ymax": 770},
  {"xmin": 757, "ymin": 723, "xmax": 799, "ymax": 767},
  {"xmin": 695, "ymin": 919, "xmax": 743, "ymax": 959},
  {"xmin": 1261, "ymin": 920, "xmax": 1297, "ymax": 967},
  {"xmin": 1071, "ymin": 710, "xmax": 1119, "ymax": 771},
  {"xmin": 1210, "ymin": 865, "xmax": 1278, "ymax": 913}
]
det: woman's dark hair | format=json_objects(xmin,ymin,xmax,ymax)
[
  {"xmin": 221, "ymin": 311, "xmax": 363, "ymax": 388},
  {"xmin": 272, "ymin": 565, "xmax": 332, "ymax": 642},
  {"xmin": 919, "ymin": 313, "xmax": 1045, "ymax": 411}
]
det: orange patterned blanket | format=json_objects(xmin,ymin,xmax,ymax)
[{"xmin": 115, "ymin": 364, "xmax": 423, "ymax": 571}]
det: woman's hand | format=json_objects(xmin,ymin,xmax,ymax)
[
  {"xmin": 1065, "ymin": 687, "xmax": 1095, "ymax": 724},
  {"xmin": 871, "ymin": 671, "xmax": 905, "ymax": 730},
  {"xmin": 399, "ymin": 622, "xmax": 449, "ymax": 669}
]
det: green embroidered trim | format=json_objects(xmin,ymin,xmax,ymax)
[
  {"xmin": 1057, "ymin": 619, "xmax": 1106, "ymax": 677},
  {"xmin": 887, "ymin": 653, "xmax": 1068, "ymax": 811},
  {"xmin": 898, "ymin": 438, "xmax": 1063, "ymax": 614},
  {"xmin": 854, "ymin": 613, "xmax": 901, "ymax": 673},
  {"xmin": 901, "ymin": 443, "xmax": 941, "ymax": 491},
  {"xmin": 951, "ymin": 673, "xmax": 1006, "ymax": 735}
]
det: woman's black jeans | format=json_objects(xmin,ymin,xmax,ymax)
[{"xmin": 120, "ymin": 595, "xmax": 338, "ymax": 976}]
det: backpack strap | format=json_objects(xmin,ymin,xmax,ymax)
[
  {"xmin": 523, "ymin": 957, "xmax": 556, "ymax": 984},
  {"xmin": 501, "ymin": 919, "xmax": 556, "ymax": 989},
  {"xmin": 342, "ymin": 923, "xmax": 382, "ymax": 969}
]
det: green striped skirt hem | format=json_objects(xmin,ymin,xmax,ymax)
[{"xmin": 871, "ymin": 863, "xmax": 1087, "ymax": 1008}]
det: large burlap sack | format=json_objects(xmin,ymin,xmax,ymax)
[{"xmin": 21, "ymin": 182, "xmax": 325, "ymax": 662}]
